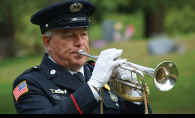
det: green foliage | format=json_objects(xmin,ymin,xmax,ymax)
[
  {"xmin": 88, "ymin": 24, "xmax": 102, "ymax": 42},
  {"xmin": 90, "ymin": 0, "xmax": 187, "ymax": 21},
  {"xmin": 13, "ymin": 0, "xmax": 49, "ymax": 54},
  {"xmin": 0, "ymin": 0, "xmax": 64, "ymax": 55},
  {"xmin": 0, "ymin": 0, "xmax": 16, "ymax": 23},
  {"xmin": 0, "ymin": 0, "xmax": 48, "ymax": 23},
  {"xmin": 1, "ymin": 0, "xmax": 195, "ymax": 55},
  {"xmin": 165, "ymin": 4, "xmax": 195, "ymax": 35}
]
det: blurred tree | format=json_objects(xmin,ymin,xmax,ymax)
[
  {"xmin": 14, "ymin": 0, "xmax": 63, "ymax": 55},
  {"xmin": 0, "ymin": 0, "xmax": 43, "ymax": 58},
  {"xmin": 165, "ymin": 3, "xmax": 195, "ymax": 35},
  {"xmin": 90, "ymin": 0, "xmax": 192, "ymax": 38},
  {"xmin": 0, "ymin": 0, "xmax": 62, "ymax": 58},
  {"xmin": 0, "ymin": 0, "xmax": 16, "ymax": 58},
  {"xmin": 1, "ymin": 0, "xmax": 195, "ymax": 58},
  {"xmin": 116, "ymin": 0, "xmax": 186, "ymax": 38}
]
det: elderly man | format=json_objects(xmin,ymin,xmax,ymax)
[{"xmin": 13, "ymin": 0, "xmax": 152, "ymax": 114}]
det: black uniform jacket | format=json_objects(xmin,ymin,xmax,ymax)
[{"xmin": 13, "ymin": 53, "xmax": 152, "ymax": 114}]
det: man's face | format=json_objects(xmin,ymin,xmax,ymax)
[{"xmin": 46, "ymin": 27, "xmax": 89, "ymax": 72}]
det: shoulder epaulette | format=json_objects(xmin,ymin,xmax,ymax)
[{"xmin": 23, "ymin": 65, "xmax": 42, "ymax": 74}]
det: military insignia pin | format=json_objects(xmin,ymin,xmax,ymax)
[
  {"xmin": 50, "ymin": 89, "xmax": 67, "ymax": 94},
  {"xmin": 70, "ymin": 3, "xmax": 83, "ymax": 12},
  {"xmin": 108, "ymin": 91, "xmax": 118, "ymax": 102}
]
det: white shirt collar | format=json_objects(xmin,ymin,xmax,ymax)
[
  {"xmin": 48, "ymin": 55, "xmax": 57, "ymax": 64},
  {"xmin": 67, "ymin": 66, "xmax": 85, "ymax": 83},
  {"xmin": 67, "ymin": 66, "xmax": 84, "ymax": 75}
]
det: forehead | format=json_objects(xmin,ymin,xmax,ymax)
[{"xmin": 57, "ymin": 27, "xmax": 88, "ymax": 34}]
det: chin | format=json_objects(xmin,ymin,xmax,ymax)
[{"xmin": 73, "ymin": 57, "xmax": 87, "ymax": 66}]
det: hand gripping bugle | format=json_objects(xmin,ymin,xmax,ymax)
[{"xmin": 78, "ymin": 49, "xmax": 178, "ymax": 92}]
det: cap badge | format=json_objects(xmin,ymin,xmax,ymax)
[{"xmin": 70, "ymin": 3, "xmax": 83, "ymax": 12}]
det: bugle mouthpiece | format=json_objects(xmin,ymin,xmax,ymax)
[
  {"xmin": 78, "ymin": 49, "xmax": 85, "ymax": 56},
  {"xmin": 78, "ymin": 49, "xmax": 99, "ymax": 60}
]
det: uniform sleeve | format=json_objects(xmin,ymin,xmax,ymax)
[
  {"xmin": 113, "ymin": 90, "xmax": 152, "ymax": 114},
  {"xmin": 122, "ymin": 91, "xmax": 153, "ymax": 114},
  {"xmin": 13, "ymin": 76, "xmax": 99, "ymax": 114},
  {"xmin": 123, "ymin": 100, "xmax": 152, "ymax": 114},
  {"xmin": 117, "ymin": 96, "xmax": 152, "ymax": 114}
]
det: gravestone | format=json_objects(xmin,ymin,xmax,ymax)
[
  {"xmin": 148, "ymin": 37, "xmax": 175, "ymax": 56},
  {"xmin": 102, "ymin": 20, "xmax": 115, "ymax": 42}
]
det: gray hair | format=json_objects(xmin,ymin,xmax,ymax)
[
  {"xmin": 43, "ymin": 29, "xmax": 56, "ymax": 53},
  {"xmin": 44, "ymin": 28, "xmax": 56, "ymax": 38}
]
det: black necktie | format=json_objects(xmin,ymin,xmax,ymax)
[{"xmin": 73, "ymin": 72, "xmax": 84, "ymax": 84}]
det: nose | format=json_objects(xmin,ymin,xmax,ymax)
[{"xmin": 74, "ymin": 35, "xmax": 84, "ymax": 47}]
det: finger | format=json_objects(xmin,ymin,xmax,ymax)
[
  {"xmin": 108, "ymin": 49, "xmax": 123, "ymax": 59},
  {"xmin": 112, "ymin": 67, "xmax": 119, "ymax": 75},
  {"xmin": 110, "ymin": 59, "xmax": 126, "ymax": 70},
  {"xmin": 100, "ymin": 48, "xmax": 116, "ymax": 56},
  {"xmin": 117, "ymin": 74, "xmax": 122, "ymax": 79},
  {"xmin": 131, "ymin": 72, "xmax": 137, "ymax": 81},
  {"xmin": 121, "ymin": 74, "xmax": 130, "ymax": 81},
  {"xmin": 112, "ymin": 66, "xmax": 124, "ymax": 75},
  {"xmin": 121, "ymin": 73, "xmax": 137, "ymax": 81}
]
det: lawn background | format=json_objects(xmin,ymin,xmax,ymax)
[{"xmin": 0, "ymin": 34, "xmax": 194, "ymax": 114}]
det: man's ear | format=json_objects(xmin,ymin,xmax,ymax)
[{"xmin": 42, "ymin": 35, "xmax": 52, "ymax": 52}]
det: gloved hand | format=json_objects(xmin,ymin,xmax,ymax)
[
  {"xmin": 112, "ymin": 64, "xmax": 143, "ymax": 100},
  {"xmin": 112, "ymin": 63, "xmax": 137, "ymax": 83},
  {"xmin": 88, "ymin": 48, "xmax": 126, "ymax": 91}
]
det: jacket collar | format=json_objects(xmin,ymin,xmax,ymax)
[{"xmin": 40, "ymin": 53, "xmax": 92, "ymax": 91}]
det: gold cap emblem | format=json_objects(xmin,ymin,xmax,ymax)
[{"xmin": 70, "ymin": 3, "xmax": 83, "ymax": 12}]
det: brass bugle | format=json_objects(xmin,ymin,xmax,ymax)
[{"xmin": 78, "ymin": 49, "xmax": 178, "ymax": 92}]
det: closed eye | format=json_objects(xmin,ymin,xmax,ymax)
[
  {"xmin": 81, "ymin": 33, "xmax": 87, "ymax": 36},
  {"xmin": 65, "ymin": 35, "xmax": 73, "ymax": 38}
]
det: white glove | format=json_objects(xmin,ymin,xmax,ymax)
[
  {"xmin": 88, "ymin": 48, "xmax": 126, "ymax": 91},
  {"xmin": 112, "ymin": 63, "xmax": 137, "ymax": 83},
  {"xmin": 112, "ymin": 64, "xmax": 143, "ymax": 102}
]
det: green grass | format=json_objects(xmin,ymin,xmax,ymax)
[
  {"xmin": 0, "ymin": 83, "xmax": 17, "ymax": 114},
  {"xmin": 0, "ymin": 55, "xmax": 43, "ymax": 114},
  {"xmin": 0, "ymin": 35, "xmax": 195, "ymax": 114}
]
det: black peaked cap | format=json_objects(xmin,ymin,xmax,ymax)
[{"xmin": 30, "ymin": 0, "xmax": 95, "ymax": 34}]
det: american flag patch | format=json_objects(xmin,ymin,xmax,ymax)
[{"xmin": 13, "ymin": 80, "xmax": 28, "ymax": 102}]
